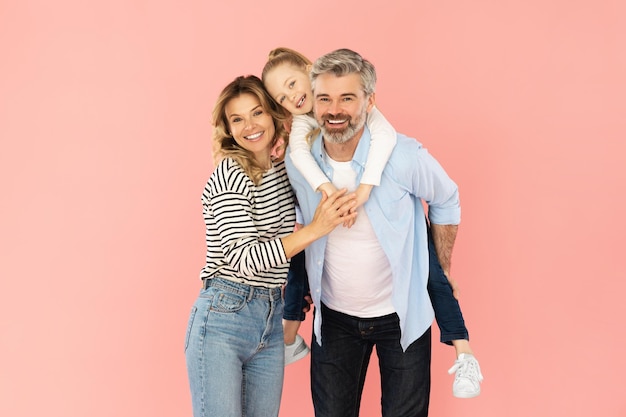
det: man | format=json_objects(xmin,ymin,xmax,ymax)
[{"xmin": 285, "ymin": 49, "xmax": 462, "ymax": 417}]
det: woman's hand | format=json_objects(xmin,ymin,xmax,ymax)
[
  {"xmin": 281, "ymin": 189, "xmax": 357, "ymax": 259},
  {"xmin": 309, "ymin": 189, "xmax": 357, "ymax": 236}
]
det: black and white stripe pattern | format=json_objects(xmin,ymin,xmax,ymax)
[{"xmin": 200, "ymin": 158, "xmax": 296, "ymax": 288}]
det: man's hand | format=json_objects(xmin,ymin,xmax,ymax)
[
  {"xmin": 445, "ymin": 273, "xmax": 461, "ymax": 300},
  {"xmin": 302, "ymin": 293, "xmax": 313, "ymax": 313}
]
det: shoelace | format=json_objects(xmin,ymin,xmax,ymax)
[{"xmin": 448, "ymin": 356, "xmax": 484, "ymax": 383}]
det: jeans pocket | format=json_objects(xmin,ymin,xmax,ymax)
[
  {"xmin": 210, "ymin": 290, "xmax": 247, "ymax": 313},
  {"xmin": 184, "ymin": 306, "xmax": 197, "ymax": 353}
]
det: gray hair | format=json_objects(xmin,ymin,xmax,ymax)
[{"xmin": 310, "ymin": 48, "xmax": 377, "ymax": 96}]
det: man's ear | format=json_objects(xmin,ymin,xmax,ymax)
[{"xmin": 366, "ymin": 92, "xmax": 376, "ymax": 113}]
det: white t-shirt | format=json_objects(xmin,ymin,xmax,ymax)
[{"xmin": 321, "ymin": 158, "xmax": 395, "ymax": 318}]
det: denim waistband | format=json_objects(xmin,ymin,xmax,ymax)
[{"xmin": 203, "ymin": 277, "xmax": 282, "ymax": 301}]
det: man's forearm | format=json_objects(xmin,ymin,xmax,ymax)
[{"xmin": 430, "ymin": 223, "xmax": 458, "ymax": 276}]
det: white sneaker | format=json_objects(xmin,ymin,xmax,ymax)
[
  {"xmin": 448, "ymin": 353, "xmax": 484, "ymax": 398},
  {"xmin": 284, "ymin": 334, "xmax": 310, "ymax": 366}
]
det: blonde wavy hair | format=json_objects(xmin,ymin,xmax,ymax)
[{"xmin": 212, "ymin": 75, "xmax": 290, "ymax": 185}]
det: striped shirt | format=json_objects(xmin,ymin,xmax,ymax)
[{"xmin": 199, "ymin": 158, "xmax": 296, "ymax": 288}]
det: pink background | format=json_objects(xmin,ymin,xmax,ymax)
[{"xmin": 1, "ymin": 1, "xmax": 625, "ymax": 416}]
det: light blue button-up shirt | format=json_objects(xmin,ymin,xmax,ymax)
[{"xmin": 285, "ymin": 126, "xmax": 461, "ymax": 350}]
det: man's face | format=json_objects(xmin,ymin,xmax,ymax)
[{"xmin": 313, "ymin": 72, "xmax": 374, "ymax": 144}]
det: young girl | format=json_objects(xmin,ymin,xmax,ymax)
[
  {"xmin": 185, "ymin": 75, "xmax": 357, "ymax": 416},
  {"xmin": 262, "ymin": 48, "xmax": 483, "ymax": 398}
]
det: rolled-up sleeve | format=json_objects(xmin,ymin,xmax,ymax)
[{"xmin": 408, "ymin": 142, "xmax": 461, "ymax": 225}]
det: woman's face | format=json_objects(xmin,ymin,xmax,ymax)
[
  {"xmin": 264, "ymin": 63, "xmax": 313, "ymax": 116},
  {"xmin": 225, "ymin": 93, "xmax": 276, "ymax": 166}
]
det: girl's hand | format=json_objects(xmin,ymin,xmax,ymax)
[
  {"xmin": 270, "ymin": 137, "xmax": 286, "ymax": 161},
  {"xmin": 317, "ymin": 182, "xmax": 338, "ymax": 196},
  {"xmin": 342, "ymin": 184, "xmax": 373, "ymax": 228}
]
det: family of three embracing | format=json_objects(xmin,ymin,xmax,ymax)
[{"xmin": 184, "ymin": 47, "xmax": 484, "ymax": 417}]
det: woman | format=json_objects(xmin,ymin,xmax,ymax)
[{"xmin": 184, "ymin": 75, "xmax": 356, "ymax": 417}]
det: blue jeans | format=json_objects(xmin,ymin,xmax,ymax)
[
  {"xmin": 427, "ymin": 226, "xmax": 470, "ymax": 344},
  {"xmin": 283, "ymin": 250, "xmax": 310, "ymax": 321},
  {"xmin": 185, "ymin": 277, "xmax": 285, "ymax": 417},
  {"xmin": 311, "ymin": 304, "xmax": 431, "ymax": 417}
]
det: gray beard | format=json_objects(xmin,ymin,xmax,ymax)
[
  {"xmin": 319, "ymin": 110, "xmax": 367, "ymax": 145},
  {"xmin": 321, "ymin": 123, "xmax": 358, "ymax": 144}
]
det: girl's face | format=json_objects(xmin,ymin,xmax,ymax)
[
  {"xmin": 225, "ymin": 93, "xmax": 276, "ymax": 166},
  {"xmin": 264, "ymin": 63, "xmax": 313, "ymax": 116}
]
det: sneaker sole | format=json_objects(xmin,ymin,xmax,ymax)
[
  {"xmin": 453, "ymin": 389, "xmax": 480, "ymax": 399},
  {"xmin": 285, "ymin": 346, "xmax": 310, "ymax": 366}
]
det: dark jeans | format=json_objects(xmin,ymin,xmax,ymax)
[
  {"xmin": 427, "ymin": 225, "xmax": 470, "ymax": 344},
  {"xmin": 283, "ymin": 250, "xmax": 310, "ymax": 321},
  {"xmin": 311, "ymin": 304, "xmax": 431, "ymax": 417}
]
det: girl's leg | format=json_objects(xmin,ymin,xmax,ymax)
[
  {"xmin": 283, "ymin": 250, "xmax": 311, "ymax": 364},
  {"xmin": 426, "ymin": 226, "xmax": 483, "ymax": 398},
  {"xmin": 426, "ymin": 227, "xmax": 469, "ymax": 344},
  {"xmin": 452, "ymin": 339, "xmax": 473, "ymax": 357},
  {"xmin": 283, "ymin": 319, "xmax": 301, "ymax": 345}
]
